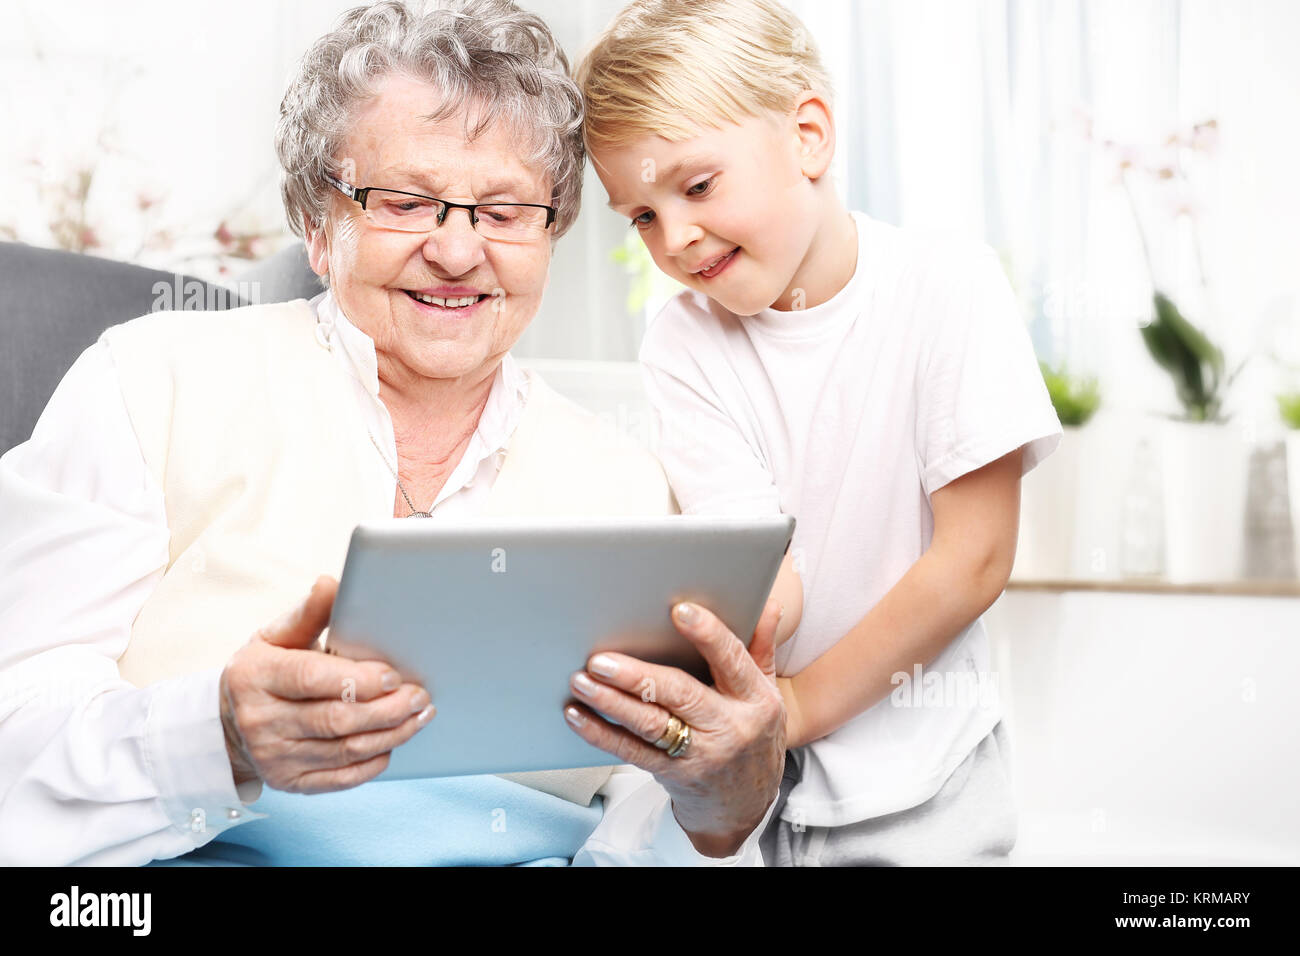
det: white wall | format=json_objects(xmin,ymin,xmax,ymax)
[{"xmin": 987, "ymin": 589, "xmax": 1300, "ymax": 864}]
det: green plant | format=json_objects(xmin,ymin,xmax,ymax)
[
  {"xmin": 1090, "ymin": 115, "xmax": 1246, "ymax": 423},
  {"xmin": 610, "ymin": 232, "xmax": 684, "ymax": 317},
  {"xmin": 1039, "ymin": 361, "xmax": 1101, "ymax": 426},
  {"xmin": 1139, "ymin": 291, "xmax": 1239, "ymax": 422},
  {"xmin": 1278, "ymin": 392, "xmax": 1300, "ymax": 430}
]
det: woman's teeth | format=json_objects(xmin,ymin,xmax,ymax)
[{"xmin": 407, "ymin": 291, "xmax": 483, "ymax": 308}]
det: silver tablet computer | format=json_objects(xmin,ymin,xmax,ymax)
[{"xmin": 324, "ymin": 514, "xmax": 794, "ymax": 780}]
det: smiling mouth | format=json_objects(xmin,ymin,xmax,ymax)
[
  {"xmin": 403, "ymin": 290, "xmax": 492, "ymax": 309},
  {"xmin": 697, "ymin": 247, "xmax": 739, "ymax": 278}
]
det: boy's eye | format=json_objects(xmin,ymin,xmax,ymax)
[
  {"xmin": 630, "ymin": 210, "xmax": 656, "ymax": 228},
  {"xmin": 686, "ymin": 177, "xmax": 716, "ymax": 197}
]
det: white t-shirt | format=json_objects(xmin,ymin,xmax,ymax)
[{"xmin": 640, "ymin": 210, "xmax": 1062, "ymax": 827}]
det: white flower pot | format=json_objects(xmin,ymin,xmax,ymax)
[
  {"xmin": 1161, "ymin": 419, "xmax": 1249, "ymax": 583},
  {"xmin": 1070, "ymin": 416, "xmax": 1135, "ymax": 580},
  {"xmin": 1289, "ymin": 432, "xmax": 1300, "ymax": 579},
  {"xmin": 1015, "ymin": 426, "xmax": 1080, "ymax": 580}
]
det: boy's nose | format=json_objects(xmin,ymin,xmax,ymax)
[{"xmin": 660, "ymin": 214, "xmax": 705, "ymax": 258}]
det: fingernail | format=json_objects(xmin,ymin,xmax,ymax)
[
  {"xmin": 410, "ymin": 690, "xmax": 431, "ymax": 714},
  {"xmin": 589, "ymin": 654, "xmax": 619, "ymax": 678},
  {"xmin": 416, "ymin": 704, "xmax": 435, "ymax": 725},
  {"xmin": 564, "ymin": 706, "xmax": 587, "ymax": 728},
  {"xmin": 572, "ymin": 672, "xmax": 600, "ymax": 698},
  {"xmin": 382, "ymin": 671, "xmax": 401, "ymax": 692},
  {"xmin": 674, "ymin": 602, "xmax": 699, "ymax": 626}
]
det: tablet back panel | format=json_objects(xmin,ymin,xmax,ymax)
[{"xmin": 325, "ymin": 514, "xmax": 794, "ymax": 779}]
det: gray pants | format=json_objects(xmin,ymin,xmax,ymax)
[{"xmin": 760, "ymin": 721, "xmax": 1018, "ymax": 866}]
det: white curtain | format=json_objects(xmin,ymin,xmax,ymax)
[
  {"xmin": 781, "ymin": 0, "xmax": 1300, "ymax": 432},
  {"xmin": 512, "ymin": 2, "xmax": 645, "ymax": 360}
]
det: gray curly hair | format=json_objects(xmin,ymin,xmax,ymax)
[{"xmin": 275, "ymin": 0, "xmax": 585, "ymax": 242}]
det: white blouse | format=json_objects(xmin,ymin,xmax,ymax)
[{"xmin": 0, "ymin": 291, "xmax": 772, "ymax": 866}]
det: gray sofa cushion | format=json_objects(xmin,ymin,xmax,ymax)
[
  {"xmin": 0, "ymin": 241, "xmax": 315, "ymax": 455},
  {"xmin": 236, "ymin": 242, "xmax": 323, "ymax": 305}
]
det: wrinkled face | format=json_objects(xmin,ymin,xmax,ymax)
[
  {"xmin": 591, "ymin": 112, "xmax": 818, "ymax": 316},
  {"xmin": 305, "ymin": 73, "xmax": 554, "ymax": 385}
]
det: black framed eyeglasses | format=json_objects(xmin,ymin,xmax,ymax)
[{"xmin": 323, "ymin": 174, "xmax": 557, "ymax": 243}]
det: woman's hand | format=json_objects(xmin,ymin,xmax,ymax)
[
  {"xmin": 219, "ymin": 576, "xmax": 435, "ymax": 793},
  {"xmin": 564, "ymin": 599, "xmax": 787, "ymax": 858}
]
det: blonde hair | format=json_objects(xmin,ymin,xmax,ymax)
[{"xmin": 575, "ymin": 0, "xmax": 832, "ymax": 152}]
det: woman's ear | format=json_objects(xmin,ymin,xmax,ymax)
[
  {"xmin": 303, "ymin": 212, "xmax": 330, "ymax": 279},
  {"xmin": 792, "ymin": 91, "xmax": 836, "ymax": 181}
]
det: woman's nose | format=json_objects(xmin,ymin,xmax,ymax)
[{"xmin": 420, "ymin": 208, "xmax": 488, "ymax": 274}]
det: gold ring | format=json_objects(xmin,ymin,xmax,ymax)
[
  {"xmin": 654, "ymin": 714, "xmax": 684, "ymax": 750},
  {"xmin": 666, "ymin": 723, "xmax": 692, "ymax": 758}
]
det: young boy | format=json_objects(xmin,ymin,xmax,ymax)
[{"xmin": 577, "ymin": 0, "xmax": 1062, "ymax": 865}]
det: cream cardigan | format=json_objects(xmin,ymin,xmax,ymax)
[{"xmin": 100, "ymin": 299, "xmax": 677, "ymax": 804}]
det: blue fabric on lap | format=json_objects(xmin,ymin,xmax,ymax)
[{"xmin": 150, "ymin": 776, "xmax": 603, "ymax": 867}]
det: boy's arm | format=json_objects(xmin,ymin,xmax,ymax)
[
  {"xmin": 769, "ymin": 552, "xmax": 803, "ymax": 647},
  {"xmin": 778, "ymin": 448, "xmax": 1022, "ymax": 749}
]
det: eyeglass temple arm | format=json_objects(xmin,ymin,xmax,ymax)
[{"xmin": 324, "ymin": 174, "xmax": 371, "ymax": 209}]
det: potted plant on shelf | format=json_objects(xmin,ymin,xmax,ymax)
[
  {"xmin": 1107, "ymin": 117, "xmax": 1248, "ymax": 583},
  {"xmin": 1042, "ymin": 361, "xmax": 1102, "ymax": 428},
  {"xmin": 1015, "ymin": 362, "xmax": 1101, "ymax": 579},
  {"xmin": 1139, "ymin": 289, "xmax": 1249, "ymax": 581}
]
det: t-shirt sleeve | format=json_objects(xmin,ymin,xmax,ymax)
[
  {"xmin": 639, "ymin": 309, "xmax": 782, "ymax": 517},
  {"xmin": 916, "ymin": 248, "xmax": 1062, "ymax": 497}
]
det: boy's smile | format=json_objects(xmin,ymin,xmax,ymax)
[
  {"xmin": 694, "ymin": 247, "xmax": 740, "ymax": 278},
  {"xmin": 591, "ymin": 112, "xmax": 829, "ymax": 316}
]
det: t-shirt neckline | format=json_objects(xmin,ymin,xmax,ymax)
[{"xmin": 742, "ymin": 210, "xmax": 871, "ymax": 341}]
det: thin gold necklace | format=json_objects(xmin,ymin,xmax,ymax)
[
  {"xmin": 364, "ymin": 378, "xmax": 493, "ymax": 519},
  {"xmin": 368, "ymin": 432, "xmax": 432, "ymax": 518}
]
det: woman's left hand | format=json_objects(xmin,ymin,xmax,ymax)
[{"xmin": 565, "ymin": 599, "xmax": 787, "ymax": 858}]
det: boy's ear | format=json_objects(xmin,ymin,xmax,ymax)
[{"xmin": 792, "ymin": 91, "xmax": 836, "ymax": 181}]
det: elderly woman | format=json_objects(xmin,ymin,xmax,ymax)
[{"xmin": 0, "ymin": 0, "xmax": 786, "ymax": 865}]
